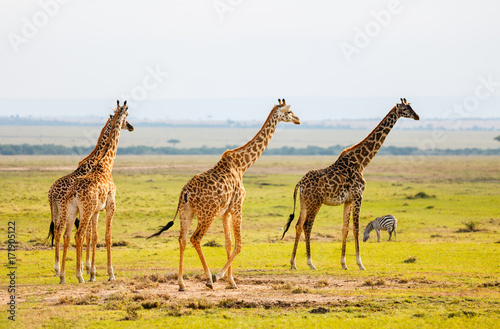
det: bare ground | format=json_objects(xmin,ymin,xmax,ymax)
[{"xmin": 9, "ymin": 275, "xmax": 368, "ymax": 310}]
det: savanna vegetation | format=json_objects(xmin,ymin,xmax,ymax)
[
  {"xmin": 0, "ymin": 155, "xmax": 499, "ymax": 328},
  {"xmin": 1, "ymin": 143, "xmax": 500, "ymax": 156}
]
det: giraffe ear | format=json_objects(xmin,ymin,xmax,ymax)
[{"xmin": 396, "ymin": 103, "xmax": 401, "ymax": 109}]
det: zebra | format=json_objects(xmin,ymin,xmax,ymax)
[{"xmin": 363, "ymin": 215, "xmax": 397, "ymax": 242}]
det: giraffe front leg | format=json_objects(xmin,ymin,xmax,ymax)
[
  {"xmin": 215, "ymin": 209, "xmax": 242, "ymax": 285},
  {"xmin": 75, "ymin": 224, "xmax": 87, "ymax": 283},
  {"xmin": 290, "ymin": 209, "xmax": 306, "ymax": 270},
  {"xmin": 222, "ymin": 213, "xmax": 237, "ymax": 289},
  {"xmin": 105, "ymin": 199, "xmax": 116, "ymax": 282},
  {"xmin": 89, "ymin": 212, "xmax": 100, "ymax": 282},
  {"xmin": 85, "ymin": 221, "xmax": 92, "ymax": 274},
  {"xmin": 352, "ymin": 198, "xmax": 366, "ymax": 271}
]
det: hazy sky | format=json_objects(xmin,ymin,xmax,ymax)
[{"xmin": 1, "ymin": 0, "xmax": 499, "ymax": 120}]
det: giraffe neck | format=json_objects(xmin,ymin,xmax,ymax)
[
  {"xmin": 77, "ymin": 118, "xmax": 113, "ymax": 169},
  {"xmin": 224, "ymin": 109, "xmax": 280, "ymax": 173},
  {"xmin": 94, "ymin": 112, "xmax": 125, "ymax": 175},
  {"xmin": 341, "ymin": 107, "xmax": 399, "ymax": 170}
]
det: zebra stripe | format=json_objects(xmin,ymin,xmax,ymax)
[{"xmin": 363, "ymin": 215, "xmax": 397, "ymax": 242}]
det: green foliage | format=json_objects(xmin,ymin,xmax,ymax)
[{"xmin": 459, "ymin": 220, "xmax": 481, "ymax": 232}]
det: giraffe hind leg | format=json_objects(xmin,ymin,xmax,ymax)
[
  {"xmin": 290, "ymin": 208, "xmax": 307, "ymax": 269},
  {"xmin": 340, "ymin": 202, "xmax": 352, "ymax": 270},
  {"xmin": 190, "ymin": 215, "xmax": 217, "ymax": 290},
  {"xmin": 303, "ymin": 204, "xmax": 321, "ymax": 270},
  {"xmin": 222, "ymin": 213, "xmax": 237, "ymax": 289},
  {"xmin": 178, "ymin": 208, "xmax": 194, "ymax": 291}
]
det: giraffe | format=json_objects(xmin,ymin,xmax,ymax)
[
  {"xmin": 148, "ymin": 99, "xmax": 301, "ymax": 291},
  {"xmin": 282, "ymin": 98, "xmax": 419, "ymax": 271},
  {"xmin": 48, "ymin": 104, "xmax": 133, "ymax": 277},
  {"xmin": 58, "ymin": 101, "xmax": 130, "ymax": 284}
]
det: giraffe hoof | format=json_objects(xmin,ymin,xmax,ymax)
[
  {"xmin": 205, "ymin": 282, "xmax": 214, "ymax": 290},
  {"xmin": 179, "ymin": 286, "xmax": 186, "ymax": 292},
  {"xmin": 212, "ymin": 274, "xmax": 217, "ymax": 283},
  {"xmin": 227, "ymin": 284, "xmax": 238, "ymax": 290}
]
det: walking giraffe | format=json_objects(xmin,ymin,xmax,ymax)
[
  {"xmin": 48, "ymin": 103, "xmax": 133, "ymax": 277},
  {"xmin": 282, "ymin": 99, "xmax": 419, "ymax": 270},
  {"xmin": 58, "ymin": 101, "xmax": 130, "ymax": 283},
  {"xmin": 149, "ymin": 99, "xmax": 301, "ymax": 291}
]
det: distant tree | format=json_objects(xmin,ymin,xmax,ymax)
[
  {"xmin": 495, "ymin": 135, "xmax": 500, "ymax": 142},
  {"xmin": 168, "ymin": 139, "xmax": 180, "ymax": 148}
]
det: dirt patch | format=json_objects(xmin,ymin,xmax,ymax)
[{"xmin": 13, "ymin": 275, "xmax": 361, "ymax": 310}]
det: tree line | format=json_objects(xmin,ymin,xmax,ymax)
[{"xmin": 1, "ymin": 143, "xmax": 499, "ymax": 156}]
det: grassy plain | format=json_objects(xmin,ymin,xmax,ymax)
[{"xmin": 0, "ymin": 155, "xmax": 499, "ymax": 328}]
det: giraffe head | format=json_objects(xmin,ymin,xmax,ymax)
[
  {"xmin": 274, "ymin": 99, "xmax": 301, "ymax": 125},
  {"xmin": 111, "ymin": 100, "xmax": 134, "ymax": 131},
  {"xmin": 114, "ymin": 100, "xmax": 130, "ymax": 125},
  {"xmin": 395, "ymin": 98, "xmax": 419, "ymax": 121}
]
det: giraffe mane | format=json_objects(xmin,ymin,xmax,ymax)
[
  {"xmin": 338, "ymin": 106, "xmax": 397, "ymax": 158},
  {"xmin": 93, "ymin": 107, "xmax": 121, "ymax": 165},
  {"xmin": 78, "ymin": 117, "xmax": 111, "ymax": 167},
  {"xmin": 220, "ymin": 105, "xmax": 279, "ymax": 158}
]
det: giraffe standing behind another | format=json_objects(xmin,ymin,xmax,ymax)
[
  {"xmin": 149, "ymin": 99, "xmax": 301, "ymax": 291},
  {"xmin": 57, "ymin": 101, "xmax": 130, "ymax": 284},
  {"xmin": 282, "ymin": 99, "xmax": 419, "ymax": 271},
  {"xmin": 48, "ymin": 105, "xmax": 133, "ymax": 277}
]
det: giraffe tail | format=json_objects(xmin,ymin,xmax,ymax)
[
  {"xmin": 281, "ymin": 181, "xmax": 300, "ymax": 239},
  {"xmin": 147, "ymin": 198, "xmax": 180, "ymax": 239},
  {"xmin": 46, "ymin": 193, "xmax": 56, "ymax": 247},
  {"xmin": 46, "ymin": 221, "xmax": 55, "ymax": 247}
]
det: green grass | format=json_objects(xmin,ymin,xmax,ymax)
[{"xmin": 1, "ymin": 155, "xmax": 499, "ymax": 328}]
